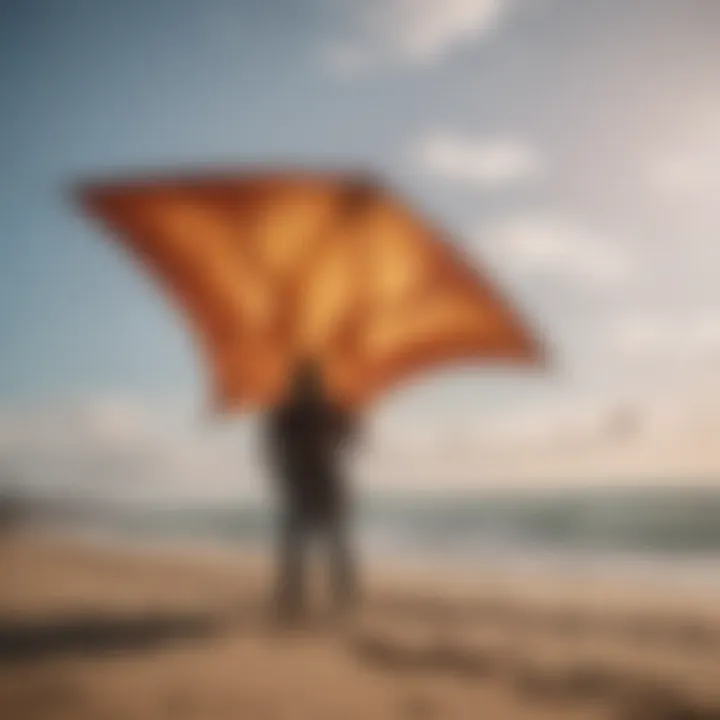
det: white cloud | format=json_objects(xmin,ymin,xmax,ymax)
[
  {"xmin": 417, "ymin": 132, "xmax": 544, "ymax": 186},
  {"xmin": 367, "ymin": 372, "xmax": 720, "ymax": 486},
  {"xmin": 478, "ymin": 216, "xmax": 634, "ymax": 286},
  {"xmin": 648, "ymin": 155, "xmax": 720, "ymax": 198},
  {"xmin": 0, "ymin": 398, "xmax": 266, "ymax": 505},
  {"xmin": 610, "ymin": 311, "xmax": 720, "ymax": 359},
  {"xmin": 324, "ymin": 0, "xmax": 515, "ymax": 71},
  {"xmin": 645, "ymin": 108, "xmax": 720, "ymax": 202},
  {"xmin": 642, "ymin": 107, "xmax": 720, "ymax": 245}
]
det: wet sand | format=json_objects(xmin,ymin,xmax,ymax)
[{"xmin": 1, "ymin": 532, "xmax": 719, "ymax": 720}]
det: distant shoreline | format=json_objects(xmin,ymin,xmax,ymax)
[{"xmin": 17, "ymin": 521, "xmax": 720, "ymax": 608}]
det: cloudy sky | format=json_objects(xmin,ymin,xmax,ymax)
[{"xmin": 2, "ymin": 0, "xmax": 720, "ymax": 501}]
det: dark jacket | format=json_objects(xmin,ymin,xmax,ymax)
[{"xmin": 266, "ymin": 397, "xmax": 355, "ymax": 519}]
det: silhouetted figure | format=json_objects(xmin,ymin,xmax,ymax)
[{"xmin": 265, "ymin": 359, "xmax": 358, "ymax": 618}]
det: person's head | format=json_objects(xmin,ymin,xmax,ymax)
[{"xmin": 288, "ymin": 357, "xmax": 325, "ymax": 405}]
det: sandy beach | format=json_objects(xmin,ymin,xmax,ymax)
[{"xmin": 1, "ymin": 531, "xmax": 719, "ymax": 720}]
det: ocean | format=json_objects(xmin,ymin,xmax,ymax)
[{"xmin": 73, "ymin": 484, "xmax": 720, "ymax": 589}]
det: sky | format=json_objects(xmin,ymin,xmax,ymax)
[{"xmin": 2, "ymin": 0, "xmax": 720, "ymax": 501}]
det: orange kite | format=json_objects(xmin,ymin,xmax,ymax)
[{"xmin": 77, "ymin": 169, "xmax": 545, "ymax": 412}]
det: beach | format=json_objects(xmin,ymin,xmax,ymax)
[{"xmin": 1, "ymin": 531, "xmax": 719, "ymax": 720}]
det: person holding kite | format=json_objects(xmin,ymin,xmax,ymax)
[
  {"xmin": 266, "ymin": 358, "xmax": 358, "ymax": 617},
  {"xmin": 77, "ymin": 169, "xmax": 543, "ymax": 619}
]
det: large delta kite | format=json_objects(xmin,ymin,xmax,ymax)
[{"xmin": 77, "ymin": 169, "xmax": 545, "ymax": 412}]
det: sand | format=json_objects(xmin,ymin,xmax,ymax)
[{"xmin": 1, "ymin": 531, "xmax": 719, "ymax": 720}]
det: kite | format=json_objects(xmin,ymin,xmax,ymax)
[{"xmin": 77, "ymin": 169, "xmax": 545, "ymax": 412}]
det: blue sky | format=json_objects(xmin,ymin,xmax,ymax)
[{"xmin": 2, "ymin": 0, "xmax": 720, "ymax": 497}]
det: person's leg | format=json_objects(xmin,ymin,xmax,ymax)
[
  {"xmin": 327, "ymin": 504, "xmax": 358, "ymax": 612},
  {"xmin": 276, "ymin": 504, "xmax": 305, "ymax": 618}
]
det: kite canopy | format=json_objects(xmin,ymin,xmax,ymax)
[{"xmin": 77, "ymin": 169, "xmax": 545, "ymax": 412}]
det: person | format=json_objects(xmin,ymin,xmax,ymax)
[{"xmin": 264, "ymin": 358, "xmax": 358, "ymax": 619}]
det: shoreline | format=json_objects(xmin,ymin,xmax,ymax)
[{"xmin": 21, "ymin": 524, "xmax": 720, "ymax": 613}]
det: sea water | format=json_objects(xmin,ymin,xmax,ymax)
[{"xmin": 77, "ymin": 484, "xmax": 720, "ymax": 589}]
